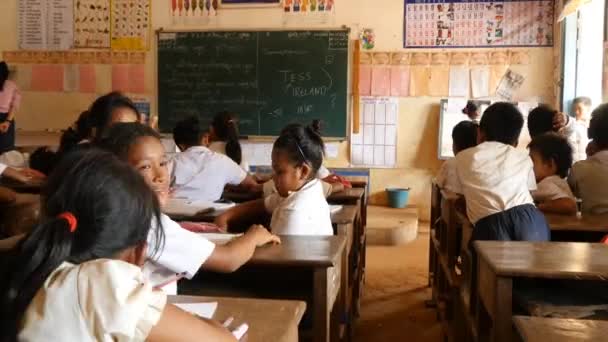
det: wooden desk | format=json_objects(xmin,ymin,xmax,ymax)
[
  {"xmin": 513, "ymin": 316, "xmax": 608, "ymax": 342},
  {"xmin": 222, "ymin": 190, "xmax": 262, "ymax": 203},
  {"xmin": 327, "ymin": 188, "xmax": 365, "ymax": 205},
  {"xmin": 169, "ymin": 296, "xmax": 306, "ymax": 342},
  {"xmin": 545, "ymin": 214, "xmax": 608, "ymax": 233},
  {"xmin": 181, "ymin": 235, "xmax": 347, "ymax": 342},
  {"xmin": 0, "ymin": 179, "xmax": 43, "ymax": 194},
  {"xmin": 474, "ymin": 241, "xmax": 608, "ymax": 342}
]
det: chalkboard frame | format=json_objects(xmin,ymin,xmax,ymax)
[{"xmin": 155, "ymin": 27, "xmax": 352, "ymax": 139}]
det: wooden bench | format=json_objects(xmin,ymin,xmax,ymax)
[
  {"xmin": 169, "ymin": 295, "xmax": 306, "ymax": 342},
  {"xmin": 179, "ymin": 235, "xmax": 347, "ymax": 342},
  {"xmin": 513, "ymin": 316, "xmax": 608, "ymax": 342},
  {"xmin": 473, "ymin": 241, "xmax": 608, "ymax": 342}
]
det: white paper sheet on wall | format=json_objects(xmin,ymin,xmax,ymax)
[
  {"xmin": 449, "ymin": 67, "xmax": 470, "ymax": 97},
  {"xmin": 325, "ymin": 143, "xmax": 339, "ymax": 159},
  {"xmin": 351, "ymin": 97, "xmax": 399, "ymax": 168},
  {"xmin": 470, "ymin": 67, "xmax": 490, "ymax": 98}
]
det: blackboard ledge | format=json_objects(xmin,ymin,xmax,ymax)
[
  {"xmin": 156, "ymin": 26, "xmax": 351, "ymax": 34},
  {"xmin": 159, "ymin": 133, "xmax": 346, "ymax": 143}
]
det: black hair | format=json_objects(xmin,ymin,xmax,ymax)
[
  {"xmin": 588, "ymin": 103, "xmax": 608, "ymax": 149},
  {"xmin": 274, "ymin": 123, "xmax": 325, "ymax": 178},
  {"xmin": 0, "ymin": 62, "xmax": 8, "ymax": 91},
  {"xmin": 479, "ymin": 102, "xmax": 524, "ymax": 145},
  {"xmin": 98, "ymin": 122, "xmax": 161, "ymax": 160},
  {"xmin": 452, "ymin": 120, "xmax": 478, "ymax": 153},
  {"xmin": 173, "ymin": 116, "xmax": 202, "ymax": 150},
  {"xmin": 462, "ymin": 101, "xmax": 479, "ymax": 115},
  {"xmin": 528, "ymin": 133, "xmax": 573, "ymax": 178},
  {"xmin": 212, "ymin": 112, "xmax": 242, "ymax": 165},
  {"xmin": 572, "ymin": 96, "xmax": 592, "ymax": 108},
  {"xmin": 29, "ymin": 147, "xmax": 58, "ymax": 176},
  {"xmin": 58, "ymin": 111, "xmax": 93, "ymax": 155},
  {"xmin": 0, "ymin": 148, "xmax": 163, "ymax": 340},
  {"xmin": 527, "ymin": 105, "xmax": 557, "ymax": 138}
]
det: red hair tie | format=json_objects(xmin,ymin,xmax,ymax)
[{"xmin": 58, "ymin": 212, "xmax": 78, "ymax": 233}]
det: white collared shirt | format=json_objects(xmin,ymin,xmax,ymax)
[
  {"xmin": 0, "ymin": 162, "xmax": 7, "ymax": 175},
  {"xmin": 532, "ymin": 175, "xmax": 575, "ymax": 203},
  {"xmin": 453, "ymin": 141, "xmax": 536, "ymax": 224},
  {"xmin": 568, "ymin": 150, "xmax": 608, "ymax": 214},
  {"xmin": 264, "ymin": 179, "xmax": 333, "ymax": 236},
  {"xmin": 19, "ymin": 260, "xmax": 166, "ymax": 341},
  {"xmin": 435, "ymin": 158, "xmax": 459, "ymax": 193},
  {"xmin": 172, "ymin": 146, "xmax": 247, "ymax": 202},
  {"xmin": 208, "ymin": 141, "xmax": 250, "ymax": 172},
  {"xmin": 144, "ymin": 213, "xmax": 215, "ymax": 295}
]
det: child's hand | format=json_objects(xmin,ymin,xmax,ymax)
[
  {"xmin": 21, "ymin": 168, "xmax": 46, "ymax": 181},
  {"xmin": 552, "ymin": 111, "xmax": 569, "ymax": 131},
  {"xmin": 214, "ymin": 215, "xmax": 229, "ymax": 230},
  {"xmin": 247, "ymin": 224, "xmax": 281, "ymax": 247},
  {"xmin": 0, "ymin": 122, "xmax": 10, "ymax": 133}
]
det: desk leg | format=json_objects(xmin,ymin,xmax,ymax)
[
  {"xmin": 313, "ymin": 268, "xmax": 330, "ymax": 342},
  {"xmin": 476, "ymin": 256, "xmax": 513, "ymax": 342},
  {"xmin": 492, "ymin": 277, "xmax": 513, "ymax": 342}
]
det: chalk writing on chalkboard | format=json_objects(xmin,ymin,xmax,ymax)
[{"xmin": 157, "ymin": 30, "xmax": 349, "ymax": 137}]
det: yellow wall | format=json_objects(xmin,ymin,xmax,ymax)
[{"xmin": 1, "ymin": 0, "xmax": 555, "ymax": 220}]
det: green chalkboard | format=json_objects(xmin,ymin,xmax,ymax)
[{"xmin": 157, "ymin": 29, "xmax": 350, "ymax": 137}]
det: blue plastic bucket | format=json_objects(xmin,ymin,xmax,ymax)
[{"xmin": 386, "ymin": 188, "xmax": 411, "ymax": 208}]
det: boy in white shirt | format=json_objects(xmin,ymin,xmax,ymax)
[
  {"xmin": 436, "ymin": 120, "xmax": 478, "ymax": 193},
  {"xmin": 528, "ymin": 133, "xmax": 577, "ymax": 215},
  {"xmin": 172, "ymin": 117, "xmax": 261, "ymax": 202},
  {"xmin": 570, "ymin": 97, "xmax": 592, "ymax": 162},
  {"xmin": 453, "ymin": 102, "xmax": 550, "ymax": 243},
  {"xmin": 569, "ymin": 104, "xmax": 608, "ymax": 214}
]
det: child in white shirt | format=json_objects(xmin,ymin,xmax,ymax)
[
  {"xmin": 570, "ymin": 97, "xmax": 593, "ymax": 162},
  {"xmin": 216, "ymin": 123, "xmax": 333, "ymax": 236},
  {"xmin": 569, "ymin": 104, "xmax": 608, "ymax": 215},
  {"xmin": 208, "ymin": 111, "xmax": 250, "ymax": 172},
  {"xmin": 172, "ymin": 117, "xmax": 261, "ymax": 202},
  {"xmin": 453, "ymin": 102, "xmax": 550, "ymax": 243},
  {"xmin": 436, "ymin": 120, "xmax": 478, "ymax": 193},
  {"xmin": 1, "ymin": 149, "xmax": 235, "ymax": 341},
  {"xmin": 528, "ymin": 133, "xmax": 577, "ymax": 215},
  {"xmin": 99, "ymin": 123, "xmax": 280, "ymax": 295}
]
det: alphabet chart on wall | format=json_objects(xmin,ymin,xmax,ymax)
[
  {"xmin": 404, "ymin": 0, "xmax": 554, "ymax": 48},
  {"xmin": 111, "ymin": 0, "xmax": 151, "ymax": 50}
]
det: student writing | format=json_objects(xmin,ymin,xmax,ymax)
[
  {"xmin": 453, "ymin": 102, "xmax": 550, "ymax": 243},
  {"xmin": 99, "ymin": 123, "xmax": 280, "ymax": 294},
  {"xmin": 216, "ymin": 123, "xmax": 333, "ymax": 236},
  {"xmin": 0, "ymin": 149, "xmax": 236, "ymax": 341},
  {"xmin": 528, "ymin": 133, "xmax": 577, "ymax": 215},
  {"xmin": 172, "ymin": 116, "xmax": 261, "ymax": 202}
]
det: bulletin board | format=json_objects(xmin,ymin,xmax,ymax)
[{"xmin": 404, "ymin": 0, "xmax": 555, "ymax": 48}]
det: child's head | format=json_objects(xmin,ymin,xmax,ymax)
[
  {"xmin": 572, "ymin": 96, "xmax": 592, "ymax": 123},
  {"xmin": 98, "ymin": 123, "xmax": 170, "ymax": 206},
  {"xmin": 29, "ymin": 147, "xmax": 58, "ymax": 175},
  {"xmin": 528, "ymin": 133, "xmax": 573, "ymax": 182},
  {"xmin": 462, "ymin": 101, "xmax": 480, "ymax": 121},
  {"xmin": 173, "ymin": 116, "xmax": 204, "ymax": 151},
  {"xmin": 452, "ymin": 120, "xmax": 478, "ymax": 155},
  {"xmin": 0, "ymin": 148, "xmax": 163, "ymax": 336},
  {"xmin": 89, "ymin": 92, "xmax": 140, "ymax": 139},
  {"xmin": 588, "ymin": 103, "xmax": 608, "ymax": 151},
  {"xmin": 210, "ymin": 111, "xmax": 242, "ymax": 165},
  {"xmin": 527, "ymin": 105, "xmax": 557, "ymax": 138},
  {"xmin": 272, "ymin": 123, "xmax": 325, "ymax": 197},
  {"xmin": 479, "ymin": 102, "xmax": 524, "ymax": 146},
  {"xmin": 0, "ymin": 61, "xmax": 9, "ymax": 90}
]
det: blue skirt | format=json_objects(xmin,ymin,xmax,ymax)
[
  {"xmin": 0, "ymin": 113, "xmax": 15, "ymax": 153},
  {"xmin": 472, "ymin": 204, "xmax": 551, "ymax": 242}
]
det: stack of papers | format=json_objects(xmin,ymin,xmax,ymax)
[
  {"xmin": 199, "ymin": 233, "xmax": 243, "ymax": 245},
  {"xmin": 164, "ymin": 199, "xmax": 235, "ymax": 217}
]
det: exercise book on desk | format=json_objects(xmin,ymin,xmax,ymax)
[
  {"xmin": 330, "ymin": 205, "xmax": 343, "ymax": 214},
  {"xmin": 173, "ymin": 302, "xmax": 218, "ymax": 319},
  {"xmin": 164, "ymin": 199, "xmax": 235, "ymax": 217},
  {"xmin": 198, "ymin": 233, "xmax": 244, "ymax": 245}
]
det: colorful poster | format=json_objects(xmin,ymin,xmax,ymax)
[
  {"xmin": 111, "ymin": 0, "xmax": 151, "ymax": 50},
  {"xmin": 404, "ymin": 0, "xmax": 554, "ymax": 48},
  {"xmin": 74, "ymin": 0, "xmax": 110, "ymax": 48}
]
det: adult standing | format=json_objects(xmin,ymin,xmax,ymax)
[{"xmin": 0, "ymin": 62, "xmax": 20, "ymax": 153}]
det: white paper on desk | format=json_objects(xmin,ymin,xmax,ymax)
[
  {"xmin": 198, "ymin": 233, "xmax": 243, "ymax": 245},
  {"xmin": 164, "ymin": 199, "xmax": 234, "ymax": 216},
  {"xmin": 325, "ymin": 143, "xmax": 339, "ymax": 159},
  {"xmin": 470, "ymin": 67, "xmax": 490, "ymax": 99},
  {"xmin": 329, "ymin": 205, "xmax": 343, "ymax": 214},
  {"xmin": 449, "ymin": 66, "xmax": 470, "ymax": 97},
  {"xmin": 174, "ymin": 302, "xmax": 217, "ymax": 319}
]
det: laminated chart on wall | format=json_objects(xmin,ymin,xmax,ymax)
[
  {"xmin": 351, "ymin": 97, "xmax": 398, "ymax": 168},
  {"xmin": 18, "ymin": 0, "xmax": 74, "ymax": 50},
  {"xmin": 111, "ymin": 0, "xmax": 151, "ymax": 50},
  {"xmin": 404, "ymin": 0, "xmax": 554, "ymax": 48},
  {"xmin": 74, "ymin": 0, "xmax": 111, "ymax": 48}
]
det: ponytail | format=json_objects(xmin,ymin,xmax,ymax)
[
  {"xmin": 0, "ymin": 218, "xmax": 75, "ymax": 341},
  {"xmin": 58, "ymin": 111, "xmax": 93, "ymax": 154},
  {"xmin": 213, "ymin": 112, "xmax": 242, "ymax": 165},
  {"xmin": 0, "ymin": 62, "xmax": 9, "ymax": 91}
]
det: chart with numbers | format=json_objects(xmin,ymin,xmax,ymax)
[{"xmin": 404, "ymin": 0, "xmax": 554, "ymax": 48}]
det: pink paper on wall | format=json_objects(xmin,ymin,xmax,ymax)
[
  {"xmin": 359, "ymin": 65, "xmax": 372, "ymax": 95},
  {"xmin": 79, "ymin": 65, "xmax": 96, "ymax": 93},
  {"xmin": 371, "ymin": 66, "xmax": 391, "ymax": 96},
  {"xmin": 31, "ymin": 65, "xmax": 64, "ymax": 92},
  {"xmin": 112, "ymin": 64, "xmax": 130, "ymax": 92},
  {"xmin": 128, "ymin": 65, "xmax": 145, "ymax": 94},
  {"xmin": 391, "ymin": 66, "xmax": 410, "ymax": 97}
]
